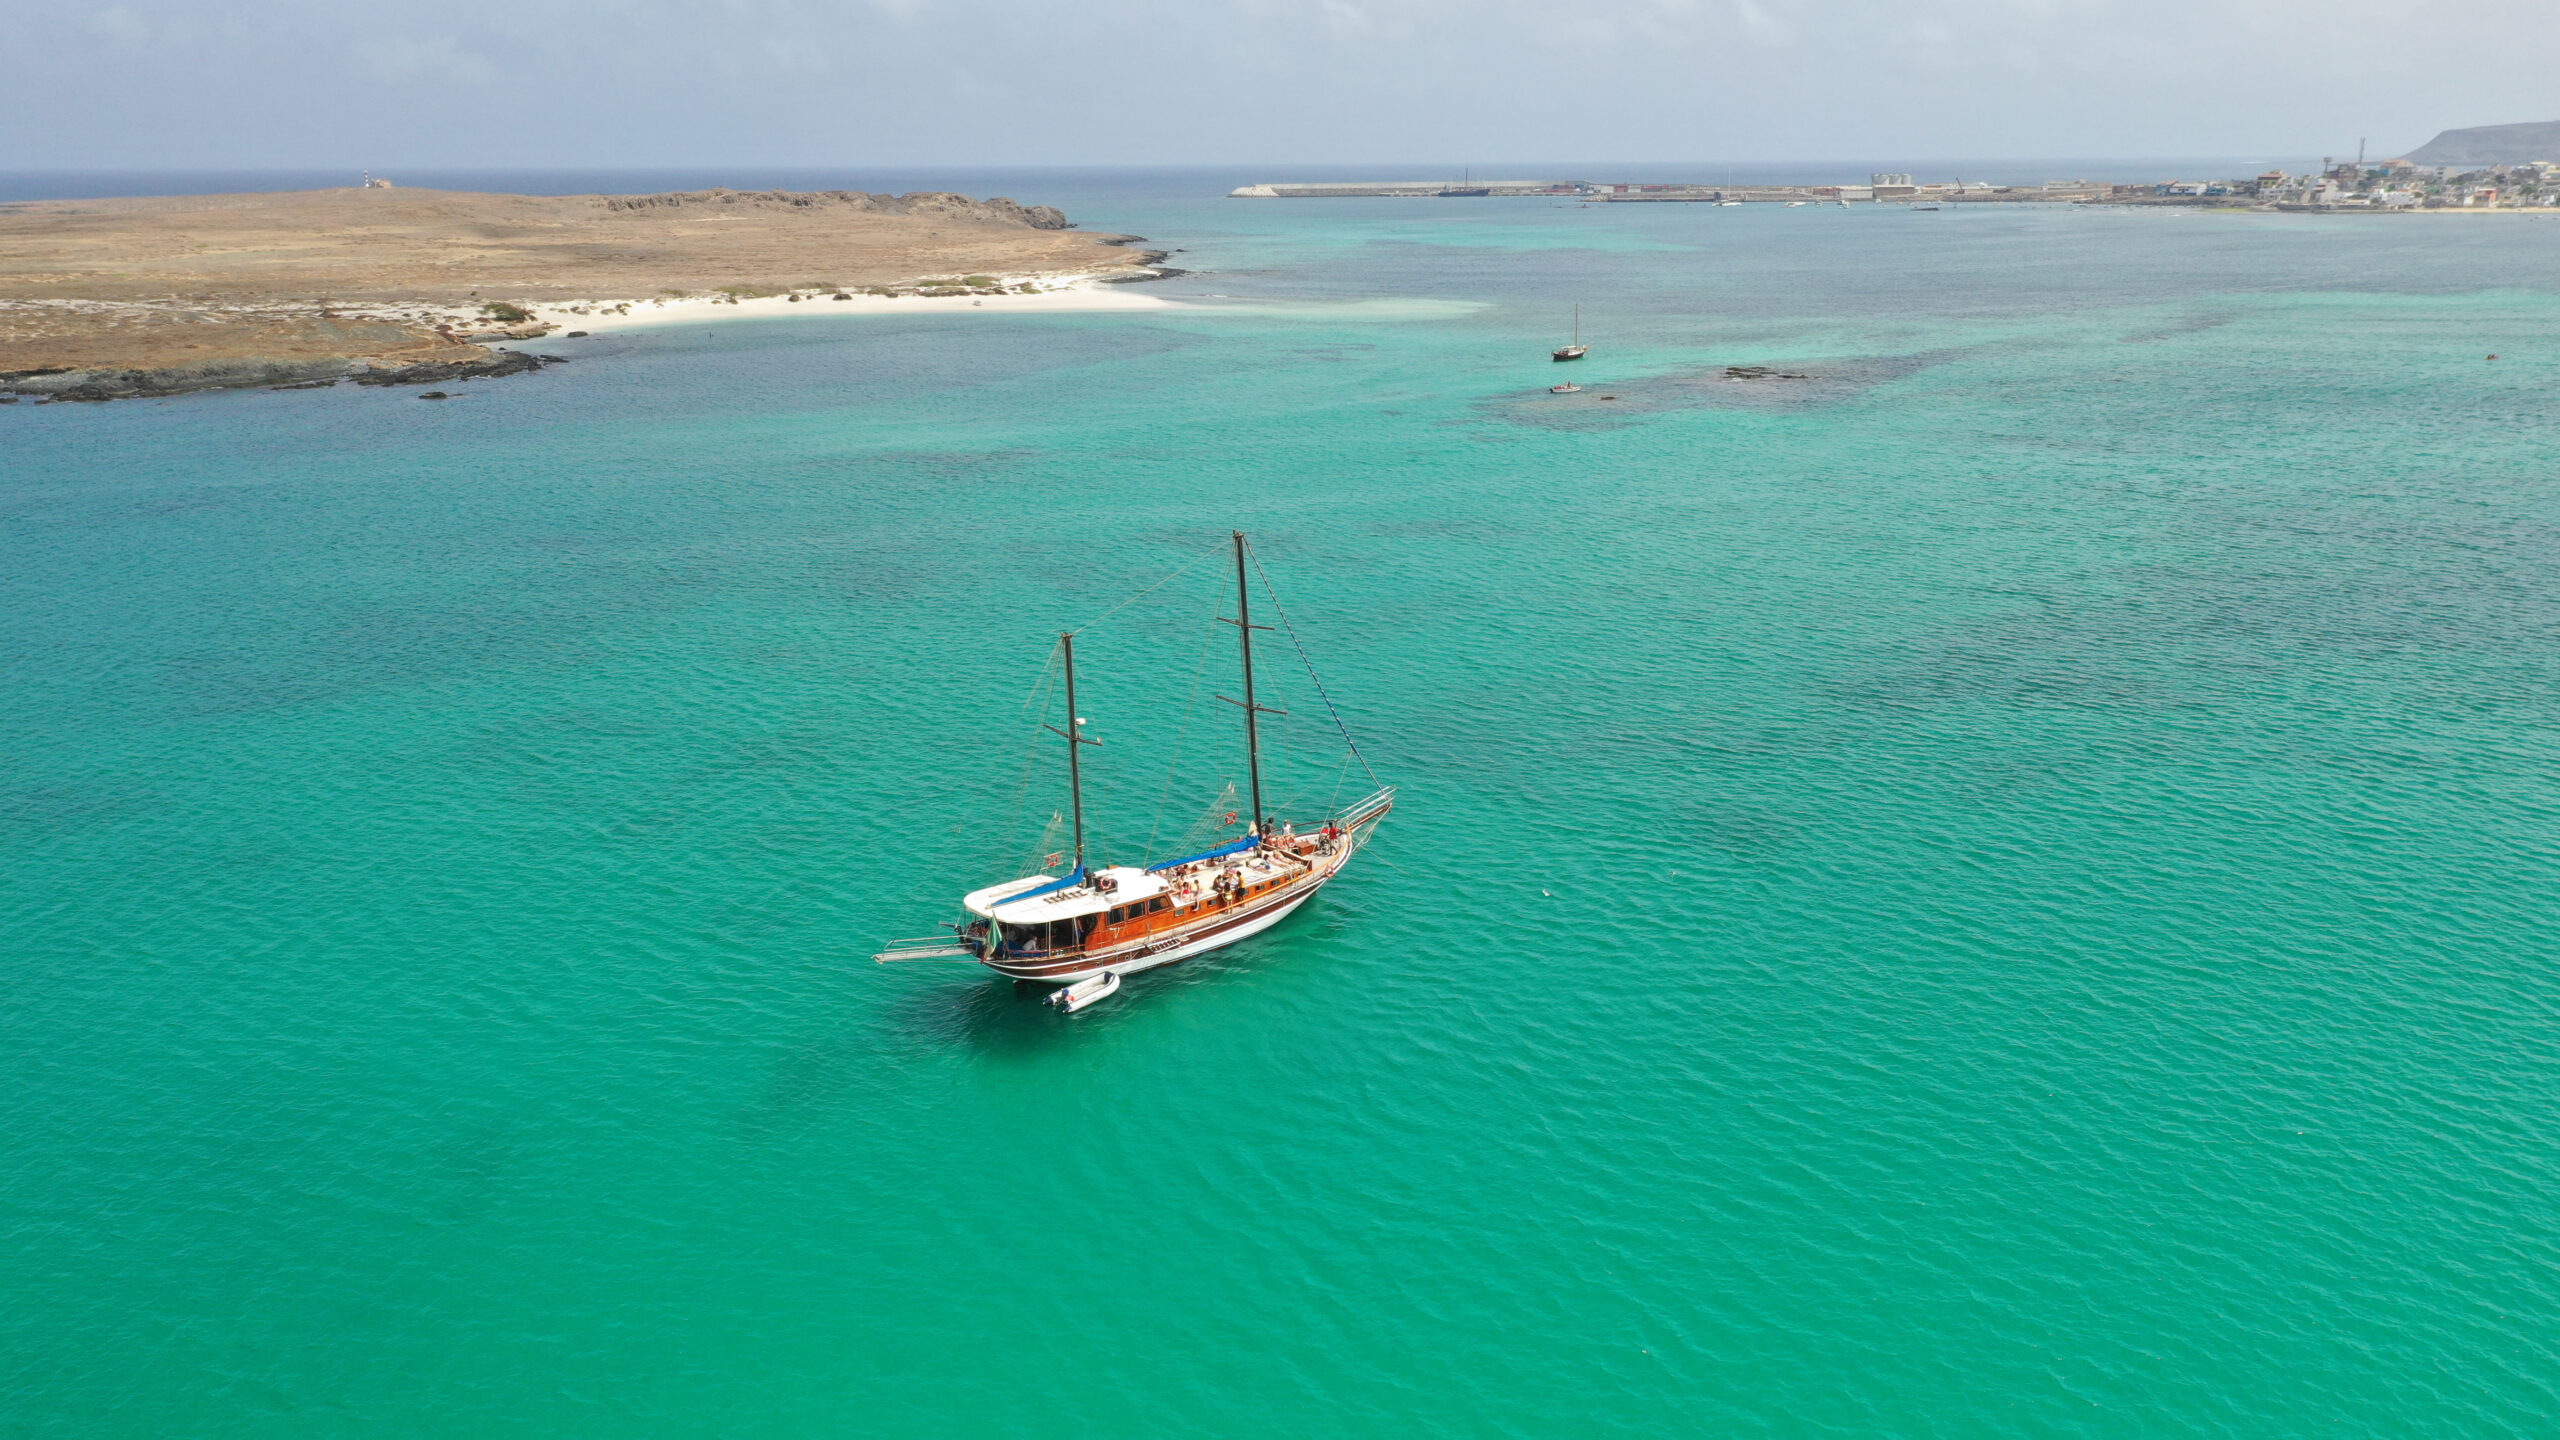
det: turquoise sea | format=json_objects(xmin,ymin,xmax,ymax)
[{"xmin": 7, "ymin": 174, "xmax": 2560, "ymax": 1435}]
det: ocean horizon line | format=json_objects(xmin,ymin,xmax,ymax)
[{"xmin": 2, "ymin": 157, "xmax": 2333, "ymax": 204}]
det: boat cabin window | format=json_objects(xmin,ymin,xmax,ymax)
[
  {"xmin": 1107, "ymin": 906, "xmax": 1126, "ymax": 924},
  {"xmin": 1146, "ymin": 897, "xmax": 1171, "ymax": 914},
  {"xmin": 997, "ymin": 918, "xmax": 1088, "ymax": 952}
]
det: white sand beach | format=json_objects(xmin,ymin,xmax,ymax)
[{"xmin": 524, "ymin": 277, "xmax": 1179, "ymax": 336}]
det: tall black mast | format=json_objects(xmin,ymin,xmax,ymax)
[
  {"xmin": 1046, "ymin": 632, "xmax": 1099, "ymax": 873},
  {"xmin": 1219, "ymin": 530, "xmax": 1280, "ymax": 839}
]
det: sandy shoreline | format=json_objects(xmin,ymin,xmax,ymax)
[{"xmin": 520, "ymin": 275, "xmax": 1177, "ymax": 336}]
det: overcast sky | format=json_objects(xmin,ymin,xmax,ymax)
[{"xmin": 9, "ymin": 0, "xmax": 2554, "ymax": 169}]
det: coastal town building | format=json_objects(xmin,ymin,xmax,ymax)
[{"xmin": 1228, "ymin": 163, "xmax": 2560, "ymax": 211}]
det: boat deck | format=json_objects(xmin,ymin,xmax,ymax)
[{"xmin": 976, "ymin": 827, "xmax": 1354, "ymax": 979}]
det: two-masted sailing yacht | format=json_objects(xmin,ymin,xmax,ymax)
[{"xmin": 873, "ymin": 531, "xmax": 1393, "ymax": 1010}]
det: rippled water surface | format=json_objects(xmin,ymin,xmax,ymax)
[{"xmin": 7, "ymin": 177, "xmax": 2560, "ymax": 1435}]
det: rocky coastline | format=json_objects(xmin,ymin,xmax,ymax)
[{"xmin": 5, "ymin": 346, "xmax": 556, "ymax": 404}]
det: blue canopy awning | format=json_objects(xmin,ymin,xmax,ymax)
[{"xmin": 1148, "ymin": 835, "xmax": 1258, "ymax": 872}]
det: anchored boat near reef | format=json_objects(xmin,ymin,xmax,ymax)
[
  {"xmin": 1546, "ymin": 299, "xmax": 1587, "ymax": 358},
  {"xmin": 874, "ymin": 531, "xmax": 1393, "ymax": 1005}
]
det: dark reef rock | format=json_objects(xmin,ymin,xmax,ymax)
[
  {"xmin": 352, "ymin": 349, "xmax": 547, "ymax": 388},
  {"xmin": 1095, "ymin": 249, "xmax": 1179, "ymax": 283},
  {"xmin": 6, "ymin": 357, "xmax": 351, "ymax": 402},
  {"xmin": 4, "ymin": 345, "xmax": 553, "ymax": 403}
]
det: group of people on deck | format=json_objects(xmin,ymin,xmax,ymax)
[{"xmin": 1150, "ymin": 818, "xmax": 1352, "ymax": 909}]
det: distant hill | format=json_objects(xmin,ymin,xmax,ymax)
[{"xmin": 2403, "ymin": 120, "xmax": 2560, "ymax": 165}]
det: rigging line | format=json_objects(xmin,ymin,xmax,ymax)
[
  {"xmin": 1019, "ymin": 642, "xmax": 1060, "ymax": 714},
  {"xmin": 1363, "ymin": 846, "xmax": 1416, "ymax": 879},
  {"xmin": 995, "ymin": 677, "xmax": 1052, "ymax": 863},
  {"xmin": 1012, "ymin": 654, "xmax": 1062, "ymax": 842},
  {"xmin": 987, "ymin": 642, "xmax": 1065, "ymax": 878},
  {"xmin": 1248, "ymin": 544, "xmax": 1384, "ymax": 789},
  {"xmin": 1146, "ymin": 614, "xmax": 1222, "ymax": 863},
  {"xmin": 990, "ymin": 742, "xmax": 1041, "ymax": 879},
  {"xmin": 1067, "ymin": 541, "xmax": 1227, "ymax": 638},
  {"xmin": 975, "ymin": 645, "xmax": 1060, "ymax": 880}
]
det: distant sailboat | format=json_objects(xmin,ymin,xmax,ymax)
[
  {"xmin": 1553, "ymin": 305, "xmax": 1589, "ymax": 361},
  {"xmin": 1438, "ymin": 166, "xmax": 1490, "ymax": 198}
]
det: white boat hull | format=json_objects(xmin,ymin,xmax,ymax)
[
  {"xmin": 998, "ymin": 868, "xmax": 1329, "ymax": 986},
  {"xmin": 979, "ymin": 803, "xmax": 1385, "ymax": 988},
  {"xmin": 1040, "ymin": 890, "xmax": 1316, "ymax": 986}
]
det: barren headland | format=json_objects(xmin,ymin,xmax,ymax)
[{"xmin": 0, "ymin": 185, "xmax": 1163, "ymax": 401}]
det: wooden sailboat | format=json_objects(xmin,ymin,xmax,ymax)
[
  {"xmin": 874, "ymin": 531, "xmax": 1393, "ymax": 999},
  {"xmin": 1553, "ymin": 305, "xmax": 1588, "ymax": 361}
]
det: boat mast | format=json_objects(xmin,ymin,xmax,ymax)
[
  {"xmin": 1047, "ymin": 632, "xmax": 1099, "ymax": 873},
  {"xmin": 1221, "ymin": 530, "xmax": 1277, "ymax": 839}
]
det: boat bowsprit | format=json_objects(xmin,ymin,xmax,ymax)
[{"xmin": 873, "ymin": 529, "xmax": 1393, "ymax": 1008}]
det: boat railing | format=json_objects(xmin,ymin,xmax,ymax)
[
  {"xmin": 1333, "ymin": 786, "xmax": 1396, "ymax": 828},
  {"xmin": 873, "ymin": 934, "xmax": 980, "ymax": 964}
]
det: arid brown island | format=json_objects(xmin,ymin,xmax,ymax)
[{"xmin": 0, "ymin": 186, "xmax": 1161, "ymax": 400}]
